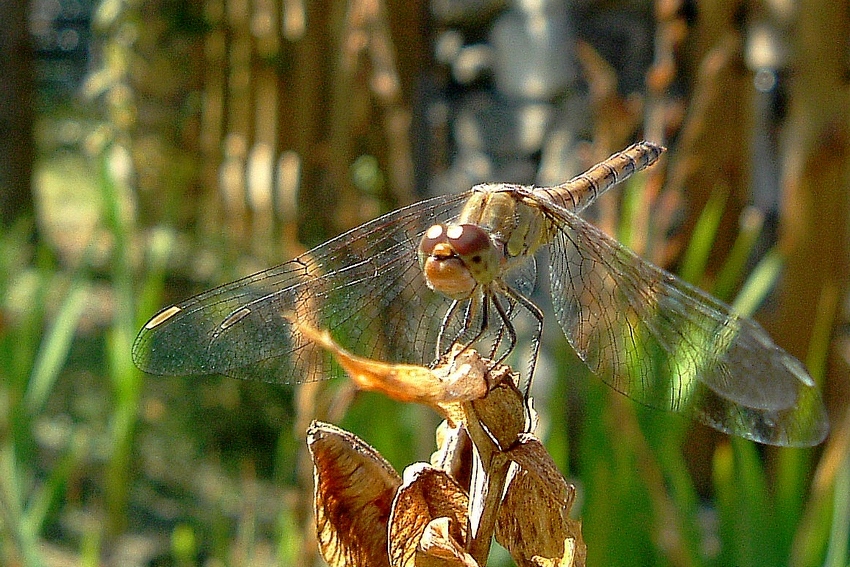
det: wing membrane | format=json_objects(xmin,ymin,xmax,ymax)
[
  {"xmin": 133, "ymin": 192, "xmax": 471, "ymax": 384},
  {"xmin": 544, "ymin": 204, "xmax": 828, "ymax": 446}
]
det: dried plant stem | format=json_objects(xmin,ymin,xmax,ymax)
[{"xmin": 464, "ymin": 420, "xmax": 512, "ymax": 563}]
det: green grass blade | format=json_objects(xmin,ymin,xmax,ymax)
[
  {"xmin": 678, "ymin": 184, "xmax": 729, "ymax": 286},
  {"xmin": 712, "ymin": 207, "xmax": 764, "ymax": 302},
  {"xmin": 617, "ymin": 173, "xmax": 643, "ymax": 250},
  {"xmin": 134, "ymin": 227, "xmax": 176, "ymax": 329},
  {"xmin": 731, "ymin": 248, "xmax": 783, "ymax": 317},
  {"xmin": 97, "ymin": 145, "xmax": 144, "ymax": 535},
  {"xmin": 823, "ymin": 455, "xmax": 850, "ymax": 567},
  {"xmin": 21, "ymin": 432, "xmax": 87, "ymax": 536},
  {"xmin": 24, "ymin": 279, "xmax": 89, "ymax": 415},
  {"xmin": 714, "ymin": 438, "xmax": 780, "ymax": 566},
  {"xmin": 0, "ymin": 442, "xmax": 46, "ymax": 567},
  {"xmin": 775, "ymin": 282, "xmax": 837, "ymax": 555}
]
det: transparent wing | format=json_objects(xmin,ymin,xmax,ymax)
[
  {"xmin": 133, "ymin": 192, "xmax": 472, "ymax": 384},
  {"xmin": 543, "ymin": 204, "xmax": 828, "ymax": 446}
]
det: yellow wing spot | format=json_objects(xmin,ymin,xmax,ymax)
[
  {"xmin": 221, "ymin": 307, "xmax": 252, "ymax": 330},
  {"xmin": 145, "ymin": 305, "xmax": 182, "ymax": 329}
]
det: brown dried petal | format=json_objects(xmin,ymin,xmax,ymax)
[
  {"xmin": 416, "ymin": 517, "xmax": 480, "ymax": 567},
  {"xmin": 469, "ymin": 380, "xmax": 527, "ymax": 450},
  {"xmin": 291, "ymin": 320, "xmax": 489, "ymax": 411},
  {"xmin": 388, "ymin": 463, "xmax": 469, "ymax": 567},
  {"xmin": 496, "ymin": 434, "xmax": 586, "ymax": 567},
  {"xmin": 530, "ymin": 538, "xmax": 580, "ymax": 567},
  {"xmin": 430, "ymin": 422, "xmax": 473, "ymax": 487},
  {"xmin": 308, "ymin": 421, "xmax": 402, "ymax": 567}
]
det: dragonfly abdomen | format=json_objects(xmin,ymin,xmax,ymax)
[{"xmin": 538, "ymin": 141, "xmax": 665, "ymax": 213}]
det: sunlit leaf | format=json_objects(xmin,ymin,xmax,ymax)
[{"xmin": 292, "ymin": 319, "xmax": 490, "ymax": 413}]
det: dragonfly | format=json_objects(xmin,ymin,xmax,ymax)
[{"xmin": 134, "ymin": 141, "xmax": 829, "ymax": 447}]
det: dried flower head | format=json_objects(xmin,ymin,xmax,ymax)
[{"xmin": 301, "ymin": 321, "xmax": 585, "ymax": 566}]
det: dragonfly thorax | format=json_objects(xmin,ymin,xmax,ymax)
[{"xmin": 418, "ymin": 223, "xmax": 504, "ymax": 300}]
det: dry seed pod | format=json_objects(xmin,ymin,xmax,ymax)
[
  {"xmin": 496, "ymin": 435, "xmax": 586, "ymax": 567},
  {"xmin": 308, "ymin": 421, "xmax": 401, "ymax": 567},
  {"xmin": 302, "ymin": 321, "xmax": 585, "ymax": 566},
  {"xmin": 388, "ymin": 463, "xmax": 471, "ymax": 567}
]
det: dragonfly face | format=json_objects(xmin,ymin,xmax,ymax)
[
  {"xmin": 418, "ymin": 223, "xmax": 503, "ymax": 300},
  {"xmin": 134, "ymin": 141, "xmax": 829, "ymax": 447}
]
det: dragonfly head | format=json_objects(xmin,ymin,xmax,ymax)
[{"xmin": 418, "ymin": 223, "xmax": 502, "ymax": 299}]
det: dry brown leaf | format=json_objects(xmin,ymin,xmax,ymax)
[
  {"xmin": 496, "ymin": 435, "xmax": 586, "ymax": 567},
  {"xmin": 388, "ymin": 463, "xmax": 469, "ymax": 567},
  {"xmin": 308, "ymin": 421, "xmax": 402, "ymax": 567},
  {"xmin": 290, "ymin": 319, "xmax": 490, "ymax": 413}
]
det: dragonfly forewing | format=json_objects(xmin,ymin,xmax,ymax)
[{"xmin": 133, "ymin": 191, "xmax": 472, "ymax": 383}]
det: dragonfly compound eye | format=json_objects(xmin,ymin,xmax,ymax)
[{"xmin": 445, "ymin": 224, "xmax": 501, "ymax": 283}]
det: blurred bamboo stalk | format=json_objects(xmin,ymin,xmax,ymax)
[
  {"xmin": 669, "ymin": 4, "xmax": 751, "ymax": 279},
  {"xmin": 769, "ymin": 0, "xmax": 849, "ymax": 389},
  {"xmin": 0, "ymin": 0, "xmax": 35, "ymax": 228},
  {"xmin": 194, "ymin": 0, "xmax": 423, "ymax": 270}
]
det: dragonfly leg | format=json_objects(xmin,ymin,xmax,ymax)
[
  {"xmin": 435, "ymin": 294, "xmax": 486, "ymax": 364},
  {"xmin": 500, "ymin": 285, "xmax": 544, "ymax": 397},
  {"xmin": 490, "ymin": 293, "xmax": 517, "ymax": 363},
  {"xmin": 436, "ymin": 299, "xmax": 462, "ymax": 361},
  {"xmin": 457, "ymin": 293, "xmax": 489, "ymax": 356}
]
